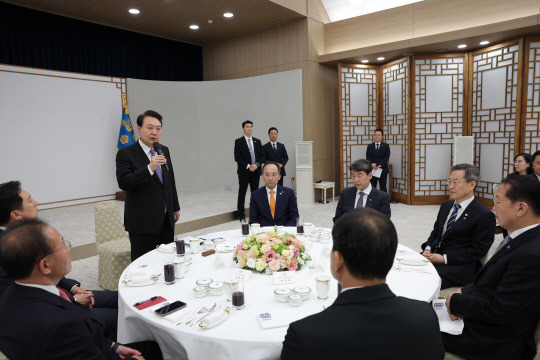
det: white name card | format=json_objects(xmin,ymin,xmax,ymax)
[
  {"xmin": 231, "ymin": 268, "xmax": 252, "ymax": 281},
  {"xmin": 213, "ymin": 255, "xmax": 225, "ymax": 270},
  {"xmin": 273, "ymin": 271, "xmax": 297, "ymax": 285}
]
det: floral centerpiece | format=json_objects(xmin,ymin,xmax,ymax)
[{"xmin": 233, "ymin": 229, "xmax": 310, "ymax": 273}]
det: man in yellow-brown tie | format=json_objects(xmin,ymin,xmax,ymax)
[{"xmin": 248, "ymin": 162, "xmax": 299, "ymax": 226}]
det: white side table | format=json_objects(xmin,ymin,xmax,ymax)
[{"xmin": 313, "ymin": 181, "xmax": 335, "ymax": 204}]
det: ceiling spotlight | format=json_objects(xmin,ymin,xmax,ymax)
[
  {"xmin": 223, "ymin": 12, "xmax": 234, "ymax": 18},
  {"xmin": 457, "ymin": 44, "xmax": 467, "ymax": 49},
  {"xmin": 128, "ymin": 8, "xmax": 140, "ymax": 14},
  {"xmin": 361, "ymin": 60, "xmax": 369, "ymax": 63},
  {"xmin": 479, "ymin": 40, "xmax": 490, "ymax": 45},
  {"xmin": 377, "ymin": 57, "xmax": 385, "ymax": 61},
  {"xmin": 190, "ymin": 25, "xmax": 199, "ymax": 30}
]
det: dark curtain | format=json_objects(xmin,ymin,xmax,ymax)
[{"xmin": 0, "ymin": 1, "xmax": 202, "ymax": 81}]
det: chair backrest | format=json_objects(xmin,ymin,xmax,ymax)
[{"xmin": 94, "ymin": 201, "xmax": 128, "ymax": 245}]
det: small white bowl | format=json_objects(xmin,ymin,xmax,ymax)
[
  {"xmin": 293, "ymin": 286, "xmax": 312, "ymax": 300},
  {"xmin": 274, "ymin": 287, "xmax": 292, "ymax": 303},
  {"xmin": 288, "ymin": 294, "xmax": 302, "ymax": 306},
  {"xmin": 196, "ymin": 278, "xmax": 213, "ymax": 287},
  {"xmin": 208, "ymin": 281, "xmax": 225, "ymax": 296},
  {"xmin": 193, "ymin": 286, "xmax": 208, "ymax": 298}
]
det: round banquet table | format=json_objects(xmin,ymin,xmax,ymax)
[{"xmin": 117, "ymin": 227, "xmax": 441, "ymax": 360}]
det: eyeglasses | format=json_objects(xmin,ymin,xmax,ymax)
[
  {"xmin": 45, "ymin": 239, "xmax": 72, "ymax": 257},
  {"xmin": 447, "ymin": 180, "xmax": 470, "ymax": 186}
]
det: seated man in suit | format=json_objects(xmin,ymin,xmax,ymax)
[
  {"xmin": 443, "ymin": 176, "xmax": 540, "ymax": 360},
  {"xmin": 0, "ymin": 220, "xmax": 162, "ymax": 360},
  {"xmin": 262, "ymin": 127, "xmax": 289, "ymax": 186},
  {"xmin": 333, "ymin": 159, "xmax": 391, "ymax": 222},
  {"xmin": 249, "ymin": 162, "xmax": 299, "ymax": 227},
  {"xmin": 530, "ymin": 150, "xmax": 540, "ymax": 182},
  {"xmin": 421, "ymin": 164, "xmax": 495, "ymax": 289},
  {"xmin": 281, "ymin": 207, "xmax": 444, "ymax": 360},
  {"xmin": 0, "ymin": 180, "xmax": 119, "ymax": 340}
]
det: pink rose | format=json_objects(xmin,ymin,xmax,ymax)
[
  {"xmin": 269, "ymin": 259, "xmax": 281, "ymax": 271},
  {"xmin": 287, "ymin": 260, "xmax": 298, "ymax": 271},
  {"xmin": 264, "ymin": 250, "xmax": 277, "ymax": 262}
]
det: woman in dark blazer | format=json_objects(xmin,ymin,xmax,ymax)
[{"xmin": 508, "ymin": 152, "xmax": 533, "ymax": 177}]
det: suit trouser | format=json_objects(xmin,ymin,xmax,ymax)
[
  {"xmin": 129, "ymin": 214, "xmax": 174, "ymax": 261},
  {"xmin": 237, "ymin": 172, "xmax": 260, "ymax": 216},
  {"xmin": 370, "ymin": 167, "xmax": 388, "ymax": 193},
  {"xmin": 91, "ymin": 290, "xmax": 119, "ymax": 341}
]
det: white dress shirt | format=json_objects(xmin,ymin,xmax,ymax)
[
  {"xmin": 354, "ymin": 184, "xmax": 372, "ymax": 208},
  {"xmin": 509, "ymin": 223, "xmax": 540, "ymax": 240},
  {"xmin": 244, "ymin": 135, "xmax": 256, "ymax": 169}
]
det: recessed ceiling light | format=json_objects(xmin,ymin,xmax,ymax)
[
  {"xmin": 190, "ymin": 25, "xmax": 199, "ymax": 30},
  {"xmin": 128, "ymin": 8, "xmax": 140, "ymax": 15},
  {"xmin": 479, "ymin": 40, "xmax": 490, "ymax": 45},
  {"xmin": 457, "ymin": 44, "xmax": 467, "ymax": 49},
  {"xmin": 377, "ymin": 57, "xmax": 385, "ymax": 61},
  {"xmin": 223, "ymin": 12, "xmax": 234, "ymax": 18},
  {"xmin": 361, "ymin": 60, "xmax": 369, "ymax": 63}
]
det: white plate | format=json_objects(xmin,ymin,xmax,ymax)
[
  {"xmin": 216, "ymin": 244, "xmax": 236, "ymax": 253},
  {"xmin": 398, "ymin": 258, "xmax": 428, "ymax": 266},
  {"xmin": 212, "ymin": 238, "xmax": 226, "ymax": 243}
]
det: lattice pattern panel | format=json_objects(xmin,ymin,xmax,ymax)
[
  {"xmin": 524, "ymin": 41, "xmax": 540, "ymax": 155},
  {"xmin": 382, "ymin": 58, "xmax": 408, "ymax": 196},
  {"xmin": 414, "ymin": 57, "xmax": 464, "ymax": 196},
  {"xmin": 471, "ymin": 44, "xmax": 519, "ymax": 198},
  {"xmin": 340, "ymin": 66, "xmax": 378, "ymax": 189}
]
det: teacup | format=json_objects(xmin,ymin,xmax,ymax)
[{"xmin": 250, "ymin": 223, "xmax": 261, "ymax": 234}]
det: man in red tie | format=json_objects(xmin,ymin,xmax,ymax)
[
  {"xmin": 0, "ymin": 220, "xmax": 162, "ymax": 359},
  {"xmin": 248, "ymin": 162, "xmax": 298, "ymax": 227}
]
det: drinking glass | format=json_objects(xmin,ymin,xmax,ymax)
[
  {"xmin": 232, "ymin": 278, "xmax": 245, "ymax": 310},
  {"xmin": 175, "ymin": 238, "xmax": 185, "ymax": 257},
  {"xmin": 163, "ymin": 258, "xmax": 175, "ymax": 285},
  {"xmin": 296, "ymin": 217, "xmax": 304, "ymax": 234},
  {"xmin": 241, "ymin": 218, "xmax": 249, "ymax": 236}
]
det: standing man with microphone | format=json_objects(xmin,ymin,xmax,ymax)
[{"xmin": 116, "ymin": 110, "xmax": 180, "ymax": 261}]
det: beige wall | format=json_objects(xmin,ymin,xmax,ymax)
[
  {"xmin": 203, "ymin": 15, "xmax": 340, "ymax": 195},
  {"xmin": 323, "ymin": 0, "xmax": 540, "ymax": 60}
]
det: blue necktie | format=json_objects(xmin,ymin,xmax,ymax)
[
  {"xmin": 355, "ymin": 192, "xmax": 365, "ymax": 208},
  {"xmin": 446, "ymin": 203, "xmax": 461, "ymax": 230},
  {"xmin": 273, "ymin": 143, "xmax": 277, "ymax": 153},
  {"xmin": 248, "ymin": 138, "xmax": 255, "ymax": 164}
]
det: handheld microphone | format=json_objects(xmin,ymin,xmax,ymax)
[{"xmin": 153, "ymin": 142, "xmax": 169, "ymax": 171}]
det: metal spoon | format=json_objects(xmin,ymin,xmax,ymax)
[
  {"xmin": 190, "ymin": 305, "xmax": 222, "ymax": 327},
  {"xmin": 177, "ymin": 306, "xmax": 207, "ymax": 325}
]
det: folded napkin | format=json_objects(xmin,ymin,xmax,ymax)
[
  {"xmin": 432, "ymin": 299, "xmax": 464, "ymax": 335},
  {"xmin": 127, "ymin": 275, "xmax": 152, "ymax": 285},
  {"xmin": 157, "ymin": 243, "xmax": 176, "ymax": 253},
  {"xmin": 396, "ymin": 256, "xmax": 428, "ymax": 266},
  {"xmin": 125, "ymin": 264, "xmax": 151, "ymax": 277},
  {"xmin": 257, "ymin": 309, "xmax": 302, "ymax": 330},
  {"xmin": 394, "ymin": 264, "xmax": 432, "ymax": 274}
]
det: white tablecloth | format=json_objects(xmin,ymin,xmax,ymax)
[{"xmin": 117, "ymin": 227, "xmax": 441, "ymax": 360}]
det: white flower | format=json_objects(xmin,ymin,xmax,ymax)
[
  {"xmin": 298, "ymin": 257, "xmax": 304, "ymax": 265},
  {"xmin": 246, "ymin": 258, "xmax": 256, "ymax": 269}
]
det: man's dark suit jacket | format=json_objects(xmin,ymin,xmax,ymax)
[
  {"xmin": 262, "ymin": 142, "xmax": 288, "ymax": 176},
  {"xmin": 421, "ymin": 199, "xmax": 495, "ymax": 287},
  {"xmin": 116, "ymin": 140, "xmax": 180, "ymax": 235},
  {"xmin": 333, "ymin": 186, "xmax": 391, "ymax": 222},
  {"xmin": 234, "ymin": 136, "xmax": 264, "ymax": 176},
  {"xmin": 443, "ymin": 225, "xmax": 540, "ymax": 360},
  {"xmin": 366, "ymin": 141, "xmax": 390, "ymax": 170},
  {"xmin": 249, "ymin": 186, "xmax": 298, "ymax": 226},
  {"xmin": 281, "ymin": 284, "xmax": 444, "ymax": 360},
  {"xmin": 0, "ymin": 283, "xmax": 126, "ymax": 360},
  {"xmin": 529, "ymin": 172, "xmax": 540, "ymax": 182}
]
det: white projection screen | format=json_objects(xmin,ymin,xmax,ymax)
[
  {"xmin": 0, "ymin": 65, "xmax": 302, "ymax": 208},
  {"xmin": 127, "ymin": 70, "xmax": 303, "ymax": 193}
]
